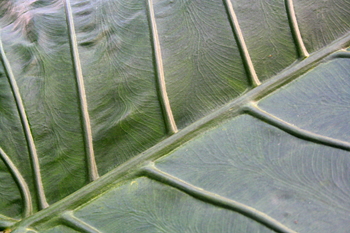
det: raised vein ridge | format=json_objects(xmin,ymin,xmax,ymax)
[
  {"xmin": 0, "ymin": 214, "xmax": 18, "ymax": 229},
  {"xmin": 10, "ymin": 33, "xmax": 350, "ymax": 231},
  {"xmin": 61, "ymin": 211, "xmax": 101, "ymax": 233},
  {"xmin": 145, "ymin": 0, "xmax": 178, "ymax": 134},
  {"xmin": 0, "ymin": 147, "xmax": 32, "ymax": 218},
  {"xmin": 0, "ymin": 36, "xmax": 48, "ymax": 210},
  {"xmin": 244, "ymin": 102, "xmax": 350, "ymax": 151},
  {"xmin": 223, "ymin": 0, "xmax": 260, "ymax": 87},
  {"xmin": 285, "ymin": 0, "xmax": 309, "ymax": 58},
  {"xmin": 63, "ymin": 0, "xmax": 99, "ymax": 181},
  {"xmin": 327, "ymin": 50, "xmax": 350, "ymax": 60},
  {"xmin": 141, "ymin": 162, "xmax": 296, "ymax": 233}
]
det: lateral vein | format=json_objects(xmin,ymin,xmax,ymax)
[
  {"xmin": 0, "ymin": 35, "xmax": 48, "ymax": 210},
  {"xmin": 285, "ymin": 0, "xmax": 309, "ymax": 58},
  {"xmin": 63, "ymin": 0, "xmax": 99, "ymax": 181},
  {"xmin": 244, "ymin": 102, "xmax": 350, "ymax": 151},
  {"xmin": 223, "ymin": 0, "xmax": 260, "ymax": 87},
  {"xmin": 0, "ymin": 147, "xmax": 33, "ymax": 217},
  {"xmin": 61, "ymin": 211, "xmax": 101, "ymax": 233},
  {"xmin": 141, "ymin": 162, "xmax": 296, "ymax": 233},
  {"xmin": 146, "ymin": 0, "xmax": 178, "ymax": 134}
]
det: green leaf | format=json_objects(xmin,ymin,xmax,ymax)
[{"xmin": 0, "ymin": 0, "xmax": 350, "ymax": 232}]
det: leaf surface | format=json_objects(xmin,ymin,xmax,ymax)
[{"xmin": 0, "ymin": 0, "xmax": 350, "ymax": 232}]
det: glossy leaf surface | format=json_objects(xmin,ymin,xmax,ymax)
[{"xmin": 0, "ymin": 0, "xmax": 350, "ymax": 232}]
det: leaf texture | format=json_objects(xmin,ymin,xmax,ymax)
[
  {"xmin": 0, "ymin": 0, "xmax": 350, "ymax": 232},
  {"xmin": 294, "ymin": 0, "xmax": 350, "ymax": 52}
]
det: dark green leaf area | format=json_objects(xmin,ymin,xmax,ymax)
[
  {"xmin": 259, "ymin": 58, "xmax": 350, "ymax": 142},
  {"xmin": 0, "ymin": 160, "xmax": 21, "ymax": 220},
  {"xmin": 231, "ymin": 0, "xmax": 298, "ymax": 80},
  {"xmin": 73, "ymin": 177, "xmax": 273, "ymax": 233},
  {"xmin": 153, "ymin": 0, "xmax": 248, "ymax": 128},
  {"xmin": 72, "ymin": 0, "xmax": 167, "ymax": 174},
  {"xmin": 294, "ymin": 0, "xmax": 350, "ymax": 52},
  {"xmin": 0, "ymin": 70, "xmax": 29, "ymax": 178},
  {"xmin": 0, "ymin": 69, "xmax": 33, "ymax": 218},
  {"xmin": 156, "ymin": 115, "xmax": 350, "ymax": 233}
]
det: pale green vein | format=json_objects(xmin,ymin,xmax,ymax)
[
  {"xmin": 141, "ymin": 162, "xmax": 296, "ymax": 233},
  {"xmin": 63, "ymin": 0, "xmax": 99, "ymax": 181},
  {"xmin": 61, "ymin": 211, "xmax": 101, "ymax": 233},
  {"xmin": 0, "ymin": 147, "xmax": 32, "ymax": 218},
  {"xmin": 244, "ymin": 102, "xmax": 350, "ymax": 151},
  {"xmin": 0, "ymin": 214, "xmax": 18, "ymax": 229},
  {"xmin": 0, "ymin": 36, "xmax": 48, "ymax": 210},
  {"xmin": 11, "ymin": 226, "xmax": 37, "ymax": 233},
  {"xmin": 328, "ymin": 50, "xmax": 350, "ymax": 60},
  {"xmin": 145, "ymin": 0, "xmax": 178, "ymax": 134},
  {"xmin": 223, "ymin": 0, "xmax": 260, "ymax": 87},
  {"xmin": 285, "ymin": 0, "xmax": 309, "ymax": 58}
]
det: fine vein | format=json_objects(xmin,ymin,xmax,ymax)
[
  {"xmin": 61, "ymin": 211, "xmax": 101, "ymax": 233},
  {"xmin": 141, "ymin": 162, "xmax": 296, "ymax": 233},
  {"xmin": 244, "ymin": 102, "xmax": 350, "ymax": 151},
  {"xmin": 285, "ymin": 0, "xmax": 309, "ymax": 58},
  {"xmin": 0, "ymin": 36, "xmax": 48, "ymax": 210},
  {"xmin": 0, "ymin": 147, "xmax": 32, "ymax": 218},
  {"xmin": 223, "ymin": 0, "xmax": 261, "ymax": 87},
  {"xmin": 146, "ymin": 0, "xmax": 178, "ymax": 134},
  {"xmin": 63, "ymin": 0, "xmax": 99, "ymax": 181}
]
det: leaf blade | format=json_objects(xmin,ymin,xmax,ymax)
[{"xmin": 1, "ymin": 0, "xmax": 350, "ymax": 231}]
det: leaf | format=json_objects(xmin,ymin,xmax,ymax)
[{"xmin": 0, "ymin": 0, "xmax": 350, "ymax": 232}]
